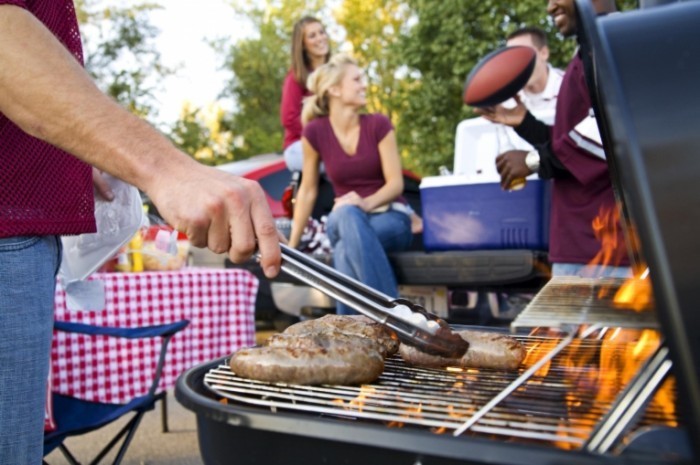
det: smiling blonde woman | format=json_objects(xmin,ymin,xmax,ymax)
[{"xmin": 289, "ymin": 53, "xmax": 413, "ymax": 315}]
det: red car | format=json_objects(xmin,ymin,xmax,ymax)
[{"xmin": 216, "ymin": 153, "xmax": 292, "ymax": 218}]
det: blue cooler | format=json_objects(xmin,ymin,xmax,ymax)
[{"xmin": 420, "ymin": 175, "xmax": 551, "ymax": 251}]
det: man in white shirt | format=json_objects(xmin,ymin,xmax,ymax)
[
  {"xmin": 505, "ymin": 27, "xmax": 564, "ymax": 124},
  {"xmin": 454, "ymin": 27, "xmax": 564, "ymax": 181}
]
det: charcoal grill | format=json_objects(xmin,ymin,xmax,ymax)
[
  {"xmin": 175, "ymin": 2, "xmax": 700, "ymax": 464},
  {"xmin": 178, "ymin": 323, "xmax": 688, "ymax": 464}
]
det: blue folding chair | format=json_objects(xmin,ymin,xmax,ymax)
[{"xmin": 43, "ymin": 319, "xmax": 189, "ymax": 465}]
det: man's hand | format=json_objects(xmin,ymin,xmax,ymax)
[
  {"xmin": 92, "ymin": 167, "xmax": 114, "ymax": 201},
  {"xmin": 147, "ymin": 164, "xmax": 281, "ymax": 279},
  {"xmin": 474, "ymin": 95, "xmax": 527, "ymax": 128},
  {"xmin": 495, "ymin": 150, "xmax": 531, "ymax": 190}
]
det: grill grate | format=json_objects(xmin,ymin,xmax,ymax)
[
  {"xmin": 205, "ymin": 332, "xmax": 677, "ymax": 449},
  {"xmin": 511, "ymin": 277, "xmax": 659, "ymax": 330}
]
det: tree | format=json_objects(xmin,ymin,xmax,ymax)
[
  {"xmin": 76, "ymin": 0, "xmax": 175, "ymax": 120},
  {"xmin": 392, "ymin": 0, "xmax": 637, "ymax": 176},
  {"xmin": 207, "ymin": 0, "xmax": 639, "ymax": 167},
  {"xmin": 216, "ymin": 0, "xmax": 329, "ymax": 160},
  {"xmin": 335, "ymin": 0, "xmax": 412, "ymax": 117},
  {"xmin": 218, "ymin": 25, "xmax": 288, "ymax": 158},
  {"xmin": 168, "ymin": 102, "xmax": 234, "ymax": 165},
  {"xmin": 392, "ymin": 0, "xmax": 566, "ymax": 175}
]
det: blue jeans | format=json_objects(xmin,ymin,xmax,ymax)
[
  {"xmin": 552, "ymin": 263, "xmax": 632, "ymax": 278},
  {"xmin": 0, "ymin": 236, "xmax": 61, "ymax": 465},
  {"xmin": 326, "ymin": 206, "xmax": 412, "ymax": 315}
]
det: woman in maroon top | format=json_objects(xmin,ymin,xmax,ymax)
[
  {"xmin": 280, "ymin": 16, "xmax": 330, "ymax": 171},
  {"xmin": 288, "ymin": 54, "xmax": 413, "ymax": 315}
]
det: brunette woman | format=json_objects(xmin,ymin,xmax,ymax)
[{"xmin": 280, "ymin": 16, "xmax": 330, "ymax": 171}]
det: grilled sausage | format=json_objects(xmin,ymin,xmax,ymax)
[
  {"xmin": 399, "ymin": 329, "xmax": 525, "ymax": 370},
  {"xmin": 230, "ymin": 332, "xmax": 384, "ymax": 385},
  {"xmin": 265, "ymin": 331, "xmax": 384, "ymax": 354},
  {"xmin": 283, "ymin": 314, "xmax": 399, "ymax": 357}
]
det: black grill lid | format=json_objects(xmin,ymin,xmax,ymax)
[{"xmin": 576, "ymin": 0, "xmax": 700, "ymax": 451}]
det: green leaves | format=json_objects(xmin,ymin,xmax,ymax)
[
  {"xmin": 391, "ymin": 0, "xmax": 573, "ymax": 175},
  {"xmin": 79, "ymin": 0, "xmax": 639, "ymax": 169},
  {"xmin": 78, "ymin": 1, "xmax": 173, "ymax": 120}
]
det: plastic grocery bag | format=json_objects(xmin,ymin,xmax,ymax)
[{"xmin": 58, "ymin": 174, "xmax": 145, "ymax": 310}]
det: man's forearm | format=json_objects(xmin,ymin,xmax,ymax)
[
  {"xmin": 533, "ymin": 142, "xmax": 570, "ymax": 179},
  {"xmin": 0, "ymin": 6, "xmax": 194, "ymax": 196},
  {"xmin": 514, "ymin": 111, "xmax": 551, "ymax": 147}
]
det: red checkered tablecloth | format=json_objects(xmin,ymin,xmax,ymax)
[{"xmin": 51, "ymin": 268, "xmax": 258, "ymax": 404}]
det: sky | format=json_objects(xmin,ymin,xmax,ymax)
[{"xmin": 145, "ymin": 0, "xmax": 253, "ymax": 126}]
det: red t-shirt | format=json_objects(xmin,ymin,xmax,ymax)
[
  {"xmin": 0, "ymin": 1, "xmax": 95, "ymax": 237},
  {"xmin": 280, "ymin": 70, "xmax": 311, "ymax": 149},
  {"xmin": 303, "ymin": 114, "xmax": 394, "ymax": 199}
]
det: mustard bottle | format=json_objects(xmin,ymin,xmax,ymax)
[{"xmin": 129, "ymin": 231, "xmax": 144, "ymax": 272}]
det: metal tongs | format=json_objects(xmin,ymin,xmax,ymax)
[{"xmin": 274, "ymin": 244, "xmax": 469, "ymax": 358}]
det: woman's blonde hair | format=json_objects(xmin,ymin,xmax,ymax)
[{"xmin": 301, "ymin": 53, "xmax": 358, "ymax": 125}]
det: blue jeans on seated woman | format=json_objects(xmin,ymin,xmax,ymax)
[
  {"xmin": 0, "ymin": 236, "xmax": 61, "ymax": 465},
  {"xmin": 325, "ymin": 205, "xmax": 412, "ymax": 315}
]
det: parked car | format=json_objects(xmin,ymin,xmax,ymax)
[{"xmin": 215, "ymin": 154, "xmax": 292, "ymax": 218}]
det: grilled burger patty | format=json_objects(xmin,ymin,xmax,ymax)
[
  {"xmin": 230, "ymin": 332, "xmax": 385, "ymax": 385},
  {"xmin": 399, "ymin": 329, "xmax": 525, "ymax": 370},
  {"xmin": 282, "ymin": 314, "xmax": 399, "ymax": 357}
]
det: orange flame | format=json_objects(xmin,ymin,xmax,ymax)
[
  {"xmin": 613, "ymin": 268, "xmax": 654, "ymax": 311},
  {"xmin": 326, "ymin": 325, "xmax": 675, "ymax": 446},
  {"xmin": 555, "ymin": 327, "xmax": 677, "ymax": 445},
  {"xmin": 387, "ymin": 403, "xmax": 423, "ymax": 429},
  {"xmin": 332, "ymin": 385, "xmax": 377, "ymax": 412},
  {"xmin": 522, "ymin": 337, "xmax": 558, "ymax": 377},
  {"xmin": 597, "ymin": 329, "xmax": 676, "ymax": 425},
  {"xmin": 588, "ymin": 206, "xmax": 655, "ymax": 310},
  {"xmin": 352, "ymin": 385, "xmax": 376, "ymax": 413},
  {"xmin": 589, "ymin": 205, "xmax": 622, "ymax": 269},
  {"xmin": 523, "ymin": 327, "xmax": 569, "ymax": 377}
]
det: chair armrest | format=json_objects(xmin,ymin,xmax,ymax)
[
  {"xmin": 54, "ymin": 319, "xmax": 190, "ymax": 398},
  {"xmin": 53, "ymin": 320, "xmax": 190, "ymax": 339}
]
